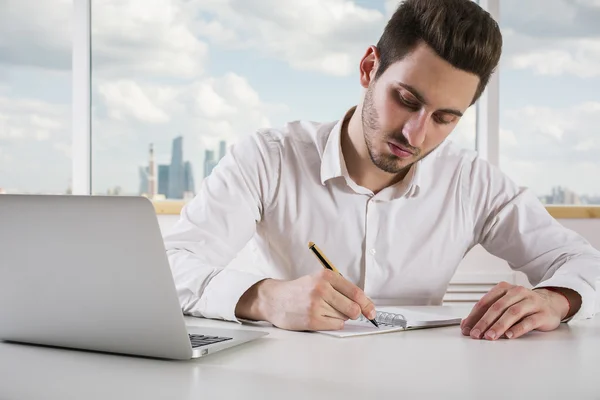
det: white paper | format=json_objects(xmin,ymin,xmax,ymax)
[
  {"xmin": 317, "ymin": 307, "xmax": 461, "ymax": 338},
  {"xmin": 376, "ymin": 307, "xmax": 462, "ymax": 328},
  {"xmin": 317, "ymin": 319, "xmax": 405, "ymax": 338}
]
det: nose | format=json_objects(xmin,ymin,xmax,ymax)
[{"xmin": 403, "ymin": 110, "xmax": 428, "ymax": 148}]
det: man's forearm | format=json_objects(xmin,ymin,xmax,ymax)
[{"xmin": 235, "ymin": 278, "xmax": 274, "ymax": 321}]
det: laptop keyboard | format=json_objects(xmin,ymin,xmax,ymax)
[{"xmin": 189, "ymin": 334, "xmax": 233, "ymax": 348}]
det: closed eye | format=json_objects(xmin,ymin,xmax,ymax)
[
  {"xmin": 397, "ymin": 92, "xmax": 420, "ymax": 110},
  {"xmin": 433, "ymin": 113, "xmax": 456, "ymax": 125}
]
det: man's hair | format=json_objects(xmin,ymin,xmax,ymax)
[{"xmin": 375, "ymin": 0, "xmax": 502, "ymax": 104}]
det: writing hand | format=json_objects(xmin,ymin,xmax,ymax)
[
  {"xmin": 235, "ymin": 269, "xmax": 377, "ymax": 331},
  {"xmin": 460, "ymin": 282, "xmax": 575, "ymax": 340}
]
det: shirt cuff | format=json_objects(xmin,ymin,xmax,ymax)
[
  {"xmin": 199, "ymin": 269, "xmax": 268, "ymax": 324},
  {"xmin": 534, "ymin": 275, "xmax": 598, "ymax": 322}
]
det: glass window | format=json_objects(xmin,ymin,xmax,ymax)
[
  {"xmin": 0, "ymin": 0, "xmax": 72, "ymax": 195},
  {"xmin": 90, "ymin": 0, "xmax": 477, "ymax": 199},
  {"xmin": 499, "ymin": 0, "xmax": 600, "ymax": 205}
]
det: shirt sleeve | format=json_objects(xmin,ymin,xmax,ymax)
[
  {"xmin": 162, "ymin": 129, "xmax": 281, "ymax": 323},
  {"xmin": 468, "ymin": 157, "xmax": 600, "ymax": 320}
]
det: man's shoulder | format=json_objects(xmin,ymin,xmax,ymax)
[
  {"xmin": 252, "ymin": 118, "xmax": 338, "ymax": 152},
  {"xmin": 433, "ymin": 140, "xmax": 513, "ymax": 190},
  {"xmin": 427, "ymin": 139, "xmax": 502, "ymax": 182},
  {"xmin": 435, "ymin": 139, "xmax": 478, "ymax": 162},
  {"xmin": 430, "ymin": 139, "xmax": 479, "ymax": 172}
]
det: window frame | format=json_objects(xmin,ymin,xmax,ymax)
[
  {"xmin": 72, "ymin": 0, "xmax": 92, "ymax": 195},
  {"xmin": 71, "ymin": 0, "xmax": 598, "ymax": 218}
]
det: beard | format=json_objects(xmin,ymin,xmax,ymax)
[{"xmin": 361, "ymin": 85, "xmax": 421, "ymax": 174}]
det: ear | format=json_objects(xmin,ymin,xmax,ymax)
[{"xmin": 359, "ymin": 45, "xmax": 380, "ymax": 89}]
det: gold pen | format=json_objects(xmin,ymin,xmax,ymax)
[{"xmin": 308, "ymin": 241, "xmax": 379, "ymax": 328}]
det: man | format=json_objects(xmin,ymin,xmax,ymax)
[{"xmin": 164, "ymin": 0, "xmax": 600, "ymax": 340}]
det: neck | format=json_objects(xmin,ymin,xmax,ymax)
[{"xmin": 341, "ymin": 106, "xmax": 410, "ymax": 194}]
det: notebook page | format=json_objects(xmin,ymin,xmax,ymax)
[
  {"xmin": 316, "ymin": 319, "xmax": 405, "ymax": 338},
  {"xmin": 376, "ymin": 307, "xmax": 462, "ymax": 328},
  {"xmin": 317, "ymin": 308, "xmax": 462, "ymax": 337}
]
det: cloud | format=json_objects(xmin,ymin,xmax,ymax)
[
  {"xmin": 91, "ymin": 72, "xmax": 288, "ymax": 193},
  {"xmin": 0, "ymin": 0, "xmax": 209, "ymax": 78},
  {"xmin": 0, "ymin": 96, "xmax": 69, "ymax": 141},
  {"xmin": 93, "ymin": 0, "xmax": 209, "ymax": 78},
  {"xmin": 502, "ymin": 0, "xmax": 600, "ymax": 38},
  {"xmin": 94, "ymin": 72, "xmax": 284, "ymax": 133},
  {"xmin": 503, "ymin": 30, "xmax": 600, "ymax": 78},
  {"xmin": 0, "ymin": 0, "xmax": 71, "ymax": 70},
  {"xmin": 0, "ymin": 95, "xmax": 71, "ymax": 193},
  {"xmin": 384, "ymin": 0, "xmax": 400, "ymax": 17},
  {"xmin": 97, "ymin": 80, "xmax": 172, "ymax": 124},
  {"xmin": 502, "ymin": 102, "xmax": 600, "ymax": 154},
  {"xmin": 194, "ymin": 19, "xmax": 239, "ymax": 46},
  {"xmin": 501, "ymin": 0, "xmax": 600, "ymax": 77},
  {"xmin": 193, "ymin": 0, "xmax": 385, "ymax": 76},
  {"xmin": 500, "ymin": 102, "xmax": 600, "ymax": 196}
]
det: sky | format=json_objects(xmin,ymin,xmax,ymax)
[{"xmin": 0, "ymin": 0, "xmax": 599, "ymax": 200}]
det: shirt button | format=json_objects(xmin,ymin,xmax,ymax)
[{"xmin": 369, "ymin": 248, "xmax": 376, "ymax": 256}]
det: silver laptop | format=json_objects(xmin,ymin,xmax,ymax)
[{"xmin": 0, "ymin": 194, "xmax": 268, "ymax": 360}]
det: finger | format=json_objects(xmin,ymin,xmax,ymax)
[
  {"xmin": 323, "ymin": 282, "xmax": 363, "ymax": 320},
  {"xmin": 483, "ymin": 299, "xmax": 536, "ymax": 340},
  {"xmin": 504, "ymin": 314, "xmax": 543, "ymax": 339},
  {"xmin": 320, "ymin": 300, "xmax": 351, "ymax": 320},
  {"xmin": 461, "ymin": 282, "xmax": 513, "ymax": 335},
  {"xmin": 470, "ymin": 286, "xmax": 530, "ymax": 339},
  {"xmin": 327, "ymin": 272, "xmax": 376, "ymax": 320}
]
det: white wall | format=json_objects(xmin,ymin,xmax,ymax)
[{"xmin": 158, "ymin": 215, "xmax": 600, "ymax": 292}]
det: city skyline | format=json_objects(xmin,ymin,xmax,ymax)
[
  {"xmin": 0, "ymin": 0, "xmax": 599, "ymax": 203},
  {"xmin": 138, "ymin": 136, "xmax": 227, "ymax": 200},
  {"xmin": 139, "ymin": 136, "xmax": 197, "ymax": 200}
]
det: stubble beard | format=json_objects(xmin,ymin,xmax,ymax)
[{"xmin": 361, "ymin": 85, "xmax": 415, "ymax": 174}]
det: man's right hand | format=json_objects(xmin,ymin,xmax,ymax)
[{"xmin": 235, "ymin": 269, "xmax": 377, "ymax": 331}]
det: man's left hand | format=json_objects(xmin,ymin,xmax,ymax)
[{"xmin": 460, "ymin": 282, "xmax": 574, "ymax": 340}]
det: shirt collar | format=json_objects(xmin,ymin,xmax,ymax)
[
  {"xmin": 405, "ymin": 159, "xmax": 422, "ymax": 198},
  {"xmin": 320, "ymin": 107, "xmax": 354, "ymax": 185},
  {"xmin": 320, "ymin": 106, "xmax": 423, "ymax": 199}
]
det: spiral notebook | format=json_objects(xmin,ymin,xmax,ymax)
[{"xmin": 317, "ymin": 307, "xmax": 462, "ymax": 338}]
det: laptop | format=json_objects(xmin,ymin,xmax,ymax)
[{"xmin": 0, "ymin": 194, "xmax": 268, "ymax": 360}]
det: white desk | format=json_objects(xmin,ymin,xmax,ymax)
[{"xmin": 1, "ymin": 306, "xmax": 599, "ymax": 400}]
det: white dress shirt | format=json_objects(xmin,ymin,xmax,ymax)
[{"xmin": 163, "ymin": 107, "xmax": 600, "ymax": 323}]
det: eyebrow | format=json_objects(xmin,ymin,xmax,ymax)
[{"xmin": 396, "ymin": 82, "xmax": 464, "ymax": 118}]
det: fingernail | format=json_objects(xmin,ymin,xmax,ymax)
[
  {"xmin": 486, "ymin": 330, "xmax": 496, "ymax": 340},
  {"xmin": 462, "ymin": 327, "xmax": 471, "ymax": 336},
  {"xmin": 471, "ymin": 329, "xmax": 481, "ymax": 339},
  {"xmin": 369, "ymin": 310, "xmax": 377, "ymax": 319},
  {"xmin": 506, "ymin": 331, "xmax": 513, "ymax": 339}
]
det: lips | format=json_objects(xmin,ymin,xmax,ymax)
[{"xmin": 388, "ymin": 142, "xmax": 414, "ymax": 159}]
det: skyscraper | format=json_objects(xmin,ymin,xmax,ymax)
[
  {"xmin": 204, "ymin": 150, "xmax": 217, "ymax": 178},
  {"xmin": 147, "ymin": 143, "xmax": 157, "ymax": 199},
  {"xmin": 139, "ymin": 135, "xmax": 196, "ymax": 200},
  {"xmin": 219, "ymin": 140, "xmax": 227, "ymax": 160},
  {"xmin": 168, "ymin": 136, "xmax": 185, "ymax": 199},
  {"xmin": 158, "ymin": 164, "xmax": 170, "ymax": 197},
  {"xmin": 138, "ymin": 166, "xmax": 149, "ymax": 195},
  {"xmin": 183, "ymin": 161, "xmax": 195, "ymax": 195}
]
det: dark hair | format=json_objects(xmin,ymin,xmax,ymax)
[{"xmin": 375, "ymin": 0, "xmax": 502, "ymax": 104}]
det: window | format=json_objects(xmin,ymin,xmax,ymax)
[
  {"xmin": 0, "ymin": 0, "xmax": 72, "ymax": 195},
  {"xmin": 499, "ymin": 0, "xmax": 600, "ymax": 205},
  {"xmin": 90, "ymin": 0, "xmax": 477, "ymax": 200}
]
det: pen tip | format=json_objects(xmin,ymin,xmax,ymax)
[{"xmin": 308, "ymin": 241, "xmax": 314, "ymax": 248}]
